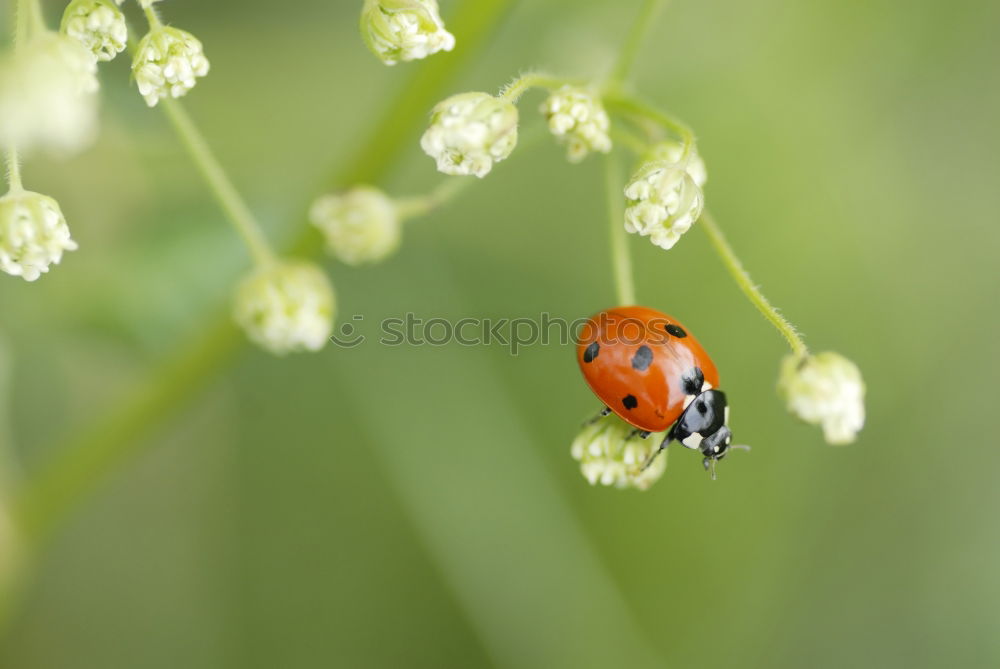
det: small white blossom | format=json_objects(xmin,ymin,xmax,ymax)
[
  {"xmin": 0, "ymin": 189, "xmax": 79, "ymax": 282},
  {"xmin": 779, "ymin": 352, "xmax": 866, "ymax": 444},
  {"xmin": 570, "ymin": 415, "xmax": 667, "ymax": 490},
  {"xmin": 623, "ymin": 141, "xmax": 707, "ymax": 250},
  {"xmin": 361, "ymin": 0, "xmax": 455, "ymax": 66},
  {"xmin": 541, "ymin": 86, "xmax": 611, "ymax": 163},
  {"xmin": 132, "ymin": 26, "xmax": 210, "ymax": 107},
  {"xmin": 310, "ymin": 186, "xmax": 401, "ymax": 266},
  {"xmin": 0, "ymin": 32, "xmax": 99, "ymax": 154},
  {"xmin": 61, "ymin": 0, "xmax": 128, "ymax": 62},
  {"xmin": 421, "ymin": 92, "xmax": 518, "ymax": 178},
  {"xmin": 234, "ymin": 261, "xmax": 336, "ymax": 356}
]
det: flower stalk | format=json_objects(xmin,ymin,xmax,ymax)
[
  {"xmin": 158, "ymin": 98, "xmax": 277, "ymax": 267},
  {"xmin": 698, "ymin": 209, "xmax": 809, "ymax": 357},
  {"xmin": 605, "ymin": 152, "xmax": 635, "ymax": 306}
]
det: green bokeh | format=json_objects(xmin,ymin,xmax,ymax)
[{"xmin": 1, "ymin": 0, "xmax": 998, "ymax": 667}]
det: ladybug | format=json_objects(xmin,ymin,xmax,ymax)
[{"xmin": 576, "ymin": 306, "xmax": 733, "ymax": 474}]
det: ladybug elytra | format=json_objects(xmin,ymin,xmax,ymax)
[{"xmin": 576, "ymin": 306, "xmax": 733, "ymax": 474}]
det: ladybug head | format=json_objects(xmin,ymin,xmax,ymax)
[{"xmin": 672, "ymin": 389, "xmax": 734, "ymax": 476}]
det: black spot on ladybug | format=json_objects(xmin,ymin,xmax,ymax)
[
  {"xmin": 665, "ymin": 323, "xmax": 687, "ymax": 338},
  {"xmin": 583, "ymin": 341, "xmax": 600, "ymax": 363},
  {"xmin": 681, "ymin": 366, "xmax": 704, "ymax": 396},
  {"xmin": 631, "ymin": 345, "xmax": 653, "ymax": 371},
  {"xmin": 622, "ymin": 394, "xmax": 638, "ymax": 410}
]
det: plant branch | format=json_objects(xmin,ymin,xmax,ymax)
[
  {"xmin": 605, "ymin": 152, "xmax": 636, "ymax": 305},
  {"xmin": 159, "ymin": 98, "xmax": 278, "ymax": 267},
  {"xmin": 699, "ymin": 210, "xmax": 809, "ymax": 357}
]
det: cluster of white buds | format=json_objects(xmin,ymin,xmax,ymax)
[
  {"xmin": 540, "ymin": 86, "xmax": 611, "ymax": 163},
  {"xmin": 0, "ymin": 189, "xmax": 79, "ymax": 281},
  {"xmin": 570, "ymin": 415, "xmax": 667, "ymax": 490},
  {"xmin": 778, "ymin": 352, "xmax": 866, "ymax": 444},
  {"xmin": 0, "ymin": 32, "xmax": 99, "ymax": 154},
  {"xmin": 623, "ymin": 141, "xmax": 707, "ymax": 250},
  {"xmin": 233, "ymin": 261, "xmax": 336, "ymax": 356},
  {"xmin": 310, "ymin": 186, "xmax": 401, "ymax": 266},
  {"xmin": 360, "ymin": 0, "xmax": 455, "ymax": 66},
  {"xmin": 132, "ymin": 25, "xmax": 210, "ymax": 107},
  {"xmin": 61, "ymin": 0, "xmax": 128, "ymax": 62},
  {"xmin": 421, "ymin": 92, "xmax": 519, "ymax": 178}
]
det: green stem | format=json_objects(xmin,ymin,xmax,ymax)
[
  {"xmin": 159, "ymin": 98, "xmax": 277, "ymax": 267},
  {"xmin": 603, "ymin": 93, "xmax": 694, "ymax": 152},
  {"xmin": 605, "ymin": 152, "xmax": 636, "ymax": 305},
  {"xmin": 394, "ymin": 177, "xmax": 470, "ymax": 220},
  {"xmin": 699, "ymin": 210, "xmax": 809, "ymax": 357},
  {"xmin": 13, "ymin": 319, "xmax": 239, "ymax": 546},
  {"xmin": 499, "ymin": 72, "xmax": 574, "ymax": 103},
  {"xmin": 611, "ymin": 0, "xmax": 668, "ymax": 85},
  {"xmin": 5, "ymin": 148, "xmax": 22, "ymax": 191},
  {"xmin": 24, "ymin": 0, "xmax": 44, "ymax": 37},
  {"xmin": 142, "ymin": 4, "xmax": 162, "ymax": 28},
  {"xmin": 609, "ymin": 126, "xmax": 648, "ymax": 155}
]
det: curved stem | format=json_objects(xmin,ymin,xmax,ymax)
[
  {"xmin": 699, "ymin": 210, "xmax": 809, "ymax": 357},
  {"xmin": 603, "ymin": 93, "xmax": 694, "ymax": 149},
  {"xmin": 159, "ymin": 98, "xmax": 277, "ymax": 267},
  {"xmin": 611, "ymin": 0, "xmax": 668, "ymax": 85},
  {"xmin": 605, "ymin": 152, "xmax": 636, "ymax": 305},
  {"xmin": 609, "ymin": 126, "xmax": 648, "ymax": 156},
  {"xmin": 499, "ymin": 72, "xmax": 575, "ymax": 103},
  {"xmin": 395, "ymin": 177, "xmax": 470, "ymax": 221}
]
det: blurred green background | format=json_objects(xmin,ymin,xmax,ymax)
[{"xmin": 1, "ymin": 0, "xmax": 999, "ymax": 667}]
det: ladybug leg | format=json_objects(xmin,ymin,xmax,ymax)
[
  {"xmin": 639, "ymin": 434, "xmax": 672, "ymax": 472},
  {"xmin": 627, "ymin": 429, "xmax": 651, "ymax": 440},
  {"xmin": 582, "ymin": 406, "xmax": 613, "ymax": 426}
]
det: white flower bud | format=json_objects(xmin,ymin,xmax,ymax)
[
  {"xmin": 420, "ymin": 92, "xmax": 519, "ymax": 178},
  {"xmin": 570, "ymin": 415, "xmax": 667, "ymax": 490},
  {"xmin": 132, "ymin": 26, "xmax": 210, "ymax": 107},
  {"xmin": 234, "ymin": 261, "xmax": 336, "ymax": 356},
  {"xmin": 540, "ymin": 86, "xmax": 611, "ymax": 163},
  {"xmin": 0, "ymin": 189, "xmax": 79, "ymax": 282},
  {"xmin": 778, "ymin": 352, "xmax": 866, "ymax": 444},
  {"xmin": 360, "ymin": 0, "xmax": 455, "ymax": 66},
  {"xmin": 0, "ymin": 32, "xmax": 99, "ymax": 154},
  {"xmin": 61, "ymin": 0, "xmax": 128, "ymax": 62},
  {"xmin": 310, "ymin": 186, "xmax": 401, "ymax": 266},
  {"xmin": 623, "ymin": 141, "xmax": 707, "ymax": 250}
]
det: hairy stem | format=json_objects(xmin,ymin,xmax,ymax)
[
  {"xmin": 605, "ymin": 152, "xmax": 636, "ymax": 305},
  {"xmin": 699, "ymin": 210, "xmax": 809, "ymax": 357},
  {"xmin": 159, "ymin": 98, "xmax": 278, "ymax": 267},
  {"xmin": 4, "ymin": 148, "xmax": 22, "ymax": 192},
  {"xmin": 499, "ymin": 72, "xmax": 573, "ymax": 103}
]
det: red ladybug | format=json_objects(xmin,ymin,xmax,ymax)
[{"xmin": 576, "ymin": 306, "xmax": 733, "ymax": 473}]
